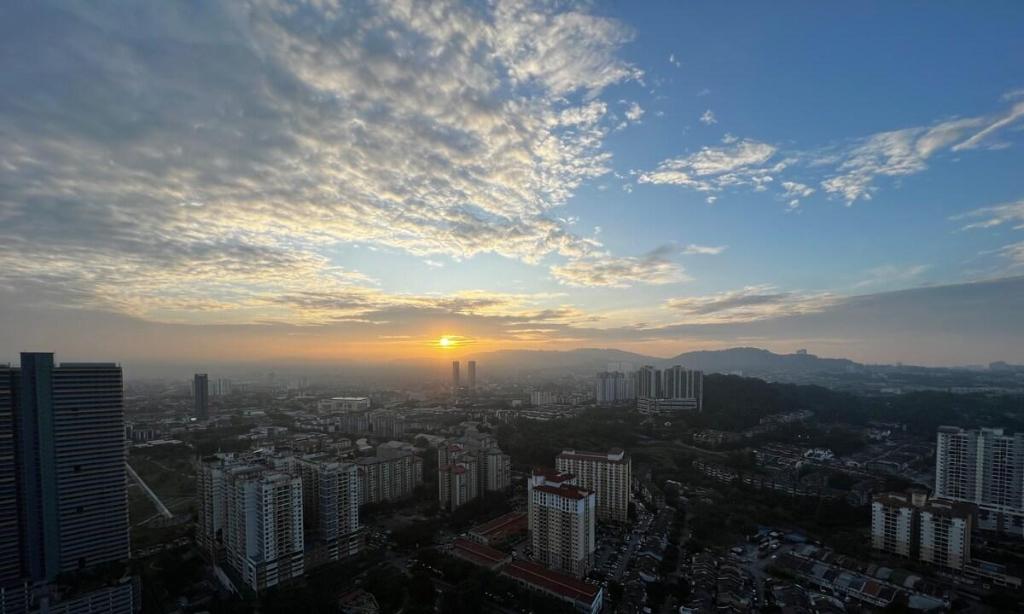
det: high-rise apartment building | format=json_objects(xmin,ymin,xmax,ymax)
[
  {"xmin": 438, "ymin": 443, "xmax": 479, "ymax": 511},
  {"xmin": 467, "ymin": 361, "xmax": 477, "ymax": 391},
  {"xmin": 594, "ymin": 371, "xmax": 635, "ymax": 405},
  {"xmin": 556, "ymin": 449, "xmax": 631, "ymax": 524},
  {"xmin": 528, "ymin": 470, "xmax": 596, "ymax": 578},
  {"xmin": 301, "ymin": 459, "xmax": 362, "ymax": 564},
  {"xmin": 224, "ymin": 466, "xmax": 304, "ymax": 593},
  {"xmin": 355, "ymin": 453, "xmax": 423, "ymax": 504},
  {"xmin": 193, "ymin": 373, "xmax": 209, "ymax": 419},
  {"xmin": 451, "ymin": 361, "xmax": 461, "ymax": 391},
  {"xmin": 635, "ymin": 365, "xmax": 703, "ymax": 414},
  {"xmin": 530, "ymin": 391, "xmax": 558, "ymax": 407},
  {"xmin": 0, "ymin": 353, "xmax": 137, "ymax": 612},
  {"xmin": 871, "ymin": 491, "xmax": 973, "ymax": 571},
  {"xmin": 935, "ymin": 426, "xmax": 1024, "ymax": 535},
  {"xmin": 482, "ymin": 448, "xmax": 512, "ymax": 492},
  {"xmin": 199, "ymin": 452, "xmax": 362, "ymax": 593},
  {"xmin": 368, "ymin": 409, "xmax": 406, "ymax": 439}
]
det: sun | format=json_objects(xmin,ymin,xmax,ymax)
[{"xmin": 438, "ymin": 336, "xmax": 454, "ymax": 348}]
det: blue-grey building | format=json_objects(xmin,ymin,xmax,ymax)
[
  {"xmin": 193, "ymin": 373, "xmax": 209, "ymax": 420},
  {"xmin": 1, "ymin": 353, "xmax": 135, "ymax": 613}
]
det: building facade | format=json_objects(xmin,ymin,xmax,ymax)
[
  {"xmin": 438, "ymin": 443, "xmax": 479, "ymax": 511},
  {"xmin": 935, "ymin": 426, "xmax": 1024, "ymax": 536},
  {"xmin": 193, "ymin": 373, "xmax": 209, "ymax": 419},
  {"xmin": 594, "ymin": 371, "xmax": 635, "ymax": 405},
  {"xmin": 355, "ymin": 453, "xmax": 423, "ymax": 504},
  {"xmin": 635, "ymin": 365, "xmax": 703, "ymax": 414},
  {"xmin": 528, "ymin": 470, "xmax": 596, "ymax": 578},
  {"xmin": 225, "ymin": 467, "xmax": 305, "ymax": 593},
  {"xmin": 200, "ymin": 452, "xmax": 362, "ymax": 593},
  {"xmin": 1, "ymin": 353, "xmax": 136, "ymax": 613},
  {"xmin": 556, "ymin": 449, "xmax": 631, "ymax": 524},
  {"xmin": 871, "ymin": 491, "xmax": 973, "ymax": 572}
]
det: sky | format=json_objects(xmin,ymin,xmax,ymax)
[{"xmin": 1, "ymin": 0, "xmax": 1024, "ymax": 368}]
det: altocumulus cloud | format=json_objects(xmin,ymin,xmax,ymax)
[{"xmin": 0, "ymin": 0, "xmax": 653, "ymax": 324}]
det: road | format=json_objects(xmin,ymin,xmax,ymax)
[{"xmin": 126, "ymin": 462, "xmax": 173, "ymax": 519}]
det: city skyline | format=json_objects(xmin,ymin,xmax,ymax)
[{"xmin": 2, "ymin": 2, "xmax": 1024, "ymax": 366}]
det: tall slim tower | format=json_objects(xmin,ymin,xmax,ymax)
[
  {"xmin": 5, "ymin": 353, "xmax": 129, "ymax": 581},
  {"xmin": 467, "ymin": 361, "xmax": 477, "ymax": 391},
  {"xmin": 451, "ymin": 361, "xmax": 460, "ymax": 391},
  {"xmin": 194, "ymin": 373, "xmax": 209, "ymax": 420}
]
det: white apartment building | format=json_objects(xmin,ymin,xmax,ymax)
[
  {"xmin": 871, "ymin": 492, "xmax": 916, "ymax": 557},
  {"xmin": 871, "ymin": 490, "xmax": 973, "ymax": 572},
  {"xmin": 225, "ymin": 468, "xmax": 305, "ymax": 593},
  {"xmin": 528, "ymin": 470, "xmax": 596, "ymax": 578},
  {"xmin": 556, "ymin": 448, "xmax": 631, "ymax": 523},
  {"xmin": 199, "ymin": 452, "xmax": 362, "ymax": 593},
  {"xmin": 935, "ymin": 426, "xmax": 1024, "ymax": 536},
  {"xmin": 919, "ymin": 500, "xmax": 972, "ymax": 571}
]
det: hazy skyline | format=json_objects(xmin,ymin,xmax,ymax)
[{"xmin": 2, "ymin": 1, "xmax": 1024, "ymax": 366}]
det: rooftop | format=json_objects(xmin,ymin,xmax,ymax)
[
  {"xmin": 470, "ymin": 511, "xmax": 528, "ymax": 537},
  {"xmin": 534, "ymin": 483, "xmax": 592, "ymax": 501},
  {"xmin": 452, "ymin": 538, "xmax": 510, "ymax": 568},
  {"xmin": 503, "ymin": 560, "xmax": 600, "ymax": 603},
  {"xmin": 557, "ymin": 448, "xmax": 627, "ymax": 463}
]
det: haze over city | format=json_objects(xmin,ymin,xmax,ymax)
[
  {"xmin": 2, "ymin": 2, "xmax": 1024, "ymax": 369},
  {"xmin": 5, "ymin": 4, "xmax": 1024, "ymax": 614}
]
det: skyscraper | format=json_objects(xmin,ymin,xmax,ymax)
[
  {"xmin": 194, "ymin": 373, "xmax": 209, "ymax": 420},
  {"xmin": 451, "ymin": 361, "xmax": 460, "ymax": 391},
  {"xmin": 935, "ymin": 427, "xmax": 1024, "ymax": 535},
  {"xmin": 1, "ymin": 353, "xmax": 136, "ymax": 612},
  {"xmin": 467, "ymin": 360, "xmax": 477, "ymax": 391}
]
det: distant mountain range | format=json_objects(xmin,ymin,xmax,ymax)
[{"xmin": 467, "ymin": 346, "xmax": 861, "ymax": 377}]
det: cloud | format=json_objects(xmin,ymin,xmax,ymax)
[
  {"xmin": 853, "ymin": 264, "xmax": 929, "ymax": 289},
  {"xmin": 781, "ymin": 181, "xmax": 814, "ymax": 199},
  {"xmin": 623, "ymin": 101, "xmax": 645, "ymax": 122},
  {"xmin": 780, "ymin": 180, "xmax": 814, "ymax": 209},
  {"xmin": 682, "ymin": 244, "xmax": 727, "ymax": 255},
  {"xmin": 953, "ymin": 199, "xmax": 1024, "ymax": 231},
  {"xmin": 664, "ymin": 285, "xmax": 839, "ymax": 324},
  {"xmin": 821, "ymin": 98, "xmax": 1024, "ymax": 203},
  {"xmin": 550, "ymin": 245, "xmax": 690, "ymax": 287},
  {"xmin": 668, "ymin": 53, "xmax": 681, "ymax": 68},
  {"xmin": 999, "ymin": 242, "xmax": 1024, "ymax": 266},
  {"xmin": 638, "ymin": 139, "xmax": 779, "ymax": 192},
  {"xmin": 0, "ymin": 0, "xmax": 645, "ymax": 324},
  {"xmin": 699, "ymin": 109, "xmax": 717, "ymax": 125}
]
